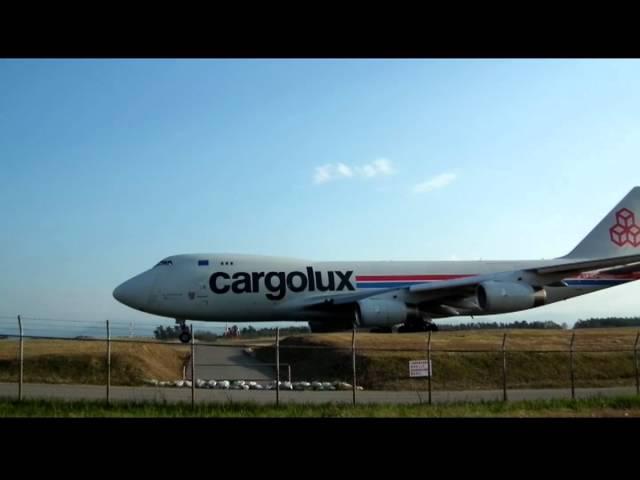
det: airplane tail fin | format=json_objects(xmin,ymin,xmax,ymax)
[{"xmin": 565, "ymin": 186, "xmax": 640, "ymax": 259}]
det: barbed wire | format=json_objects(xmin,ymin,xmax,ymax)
[
  {"xmin": 13, "ymin": 317, "xmax": 139, "ymax": 324},
  {"xmin": 1, "ymin": 314, "xmax": 638, "ymax": 353},
  {"xmin": 0, "ymin": 325, "xmax": 145, "ymax": 333},
  {"xmin": 14, "ymin": 314, "xmax": 222, "ymax": 323},
  {"xmin": 0, "ymin": 331, "xmax": 637, "ymax": 353},
  {"xmin": 0, "ymin": 314, "xmax": 239, "ymax": 331}
]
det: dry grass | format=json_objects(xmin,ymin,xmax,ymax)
[
  {"xmin": 2, "ymin": 328, "xmax": 638, "ymax": 390},
  {"xmin": 289, "ymin": 327, "xmax": 640, "ymax": 352},
  {"xmin": 0, "ymin": 339, "xmax": 189, "ymax": 386},
  {"xmin": 254, "ymin": 328, "xmax": 640, "ymax": 391}
]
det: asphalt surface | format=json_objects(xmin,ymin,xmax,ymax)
[
  {"xmin": 0, "ymin": 382, "xmax": 637, "ymax": 405},
  {"xmin": 186, "ymin": 344, "xmax": 276, "ymax": 381}
]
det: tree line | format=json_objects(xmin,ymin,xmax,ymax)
[
  {"xmin": 153, "ymin": 324, "xmax": 310, "ymax": 340},
  {"xmin": 573, "ymin": 317, "xmax": 640, "ymax": 329},
  {"xmin": 438, "ymin": 320, "xmax": 566, "ymax": 331},
  {"xmin": 441, "ymin": 317, "xmax": 640, "ymax": 330},
  {"xmin": 153, "ymin": 317, "xmax": 640, "ymax": 339}
]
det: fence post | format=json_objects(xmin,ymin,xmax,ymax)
[
  {"xmin": 352, "ymin": 324, "xmax": 357, "ymax": 407},
  {"xmin": 106, "ymin": 320, "xmax": 111, "ymax": 405},
  {"xmin": 276, "ymin": 327, "xmax": 280, "ymax": 407},
  {"xmin": 288, "ymin": 363, "xmax": 291, "ymax": 384},
  {"xmin": 634, "ymin": 331, "xmax": 639, "ymax": 396},
  {"xmin": 190, "ymin": 325, "xmax": 195, "ymax": 409},
  {"xmin": 427, "ymin": 330, "xmax": 432, "ymax": 405},
  {"xmin": 17, "ymin": 315, "xmax": 23, "ymax": 401},
  {"xmin": 502, "ymin": 332, "xmax": 508, "ymax": 402},
  {"xmin": 569, "ymin": 332, "xmax": 576, "ymax": 400}
]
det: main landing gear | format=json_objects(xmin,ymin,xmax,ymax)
[
  {"xmin": 354, "ymin": 307, "xmax": 438, "ymax": 334},
  {"xmin": 397, "ymin": 316, "xmax": 439, "ymax": 333},
  {"xmin": 176, "ymin": 319, "xmax": 191, "ymax": 344}
]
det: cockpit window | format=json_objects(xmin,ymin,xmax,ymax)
[{"xmin": 154, "ymin": 260, "xmax": 173, "ymax": 267}]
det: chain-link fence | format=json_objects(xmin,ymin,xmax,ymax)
[{"xmin": 1, "ymin": 315, "xmax": 639, "ymax": 406}]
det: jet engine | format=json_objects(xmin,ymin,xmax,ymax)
[
  {"xmin": 356, "ymin": 299, "xmax": 419, "ymax": 327},
  {"xmin": 476, "ymin": 280, "xmax": 546, "ymax": 314}
]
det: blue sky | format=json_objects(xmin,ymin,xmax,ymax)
[{"xmin": 2, "ymin": 59, "xmax": 640, "ymax": 335}]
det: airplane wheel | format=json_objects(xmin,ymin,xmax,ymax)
[{"xmin": 179, "ymin": 332, "xmax": 192, "ymax": 344}]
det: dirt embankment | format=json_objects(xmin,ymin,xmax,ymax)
[
  {"xmin": 255, "ymin": 329, "xmax": 640, "ymax": 391},
  {"xmin": 0, "ymin": 339, "xmax": 189, "ymax": 386}
]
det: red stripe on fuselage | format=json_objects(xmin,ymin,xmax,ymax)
[
  {"xmin": 355, "ymin": 272, "xmax": 640, "ymax": 283},
  {"xmin": 355, "ymin": 274, "xmax": 475, "ymax": 282}
]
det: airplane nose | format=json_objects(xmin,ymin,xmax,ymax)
[{"xmin": 113, "ymin": 271, "xmax": 155, "ymax": 310}]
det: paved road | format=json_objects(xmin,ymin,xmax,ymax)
[
  {"xmin": 0, "ymin": 382, "xmax": 637, "ymax": 405},
  {"xmin": 186, "ymin": 344, "xmax": 277, "ymax": 381}
]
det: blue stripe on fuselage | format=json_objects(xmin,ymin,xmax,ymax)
[{"xmin": 563, "ymin": 279, "xmax": 629, "ymax": 286}]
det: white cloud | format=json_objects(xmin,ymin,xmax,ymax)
[
  {"xmin": 336, "ymin": 163, "xmax": 353, "ymax": 177},
  {"xmin": 356, "ymin": 158, "xmax": 394, "ymax": 178},
  {"xmin": 412, "ymin": 172, "xmax": 457, "ymax": 194},
  {"xmin": 313, "ymin": 158, "xmax": 394, "ymax": 184},
  {"xmin": 373, "ymin": 158, "xmax": 394, "ymax": 175},
  {"xmin": 313, "ymin": 165, "xmax": 333, "ymax": 184}
]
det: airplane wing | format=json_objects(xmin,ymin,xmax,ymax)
[
  {"xmin": 282, "ymin": 288, "xmax": 399, "ymax": 310},
  {"xmin": 284, "ymin": 272, "xmax": 498, "ymax": 311},
  {"xmin": 409, "ymin": 253, "xmax": 640, "ymax": 297},
  {"xmin": 598, "ymin": 262, "xmax": 640, "ymax": 275},
  {"xmin": 408, "ymin": 272, "xmax": 490, "ymax": 295},
  {"xmin": 290, "ymin": 253, "xmax": 640, "ymax": 311},
  {"xmin": 532, "ymin": 253, "xmax": 640, "ymax": 275}
]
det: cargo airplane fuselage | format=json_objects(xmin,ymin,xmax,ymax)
[{"xmin": 114, "ymin": 187, "xmax": 640, "ymax": 342}]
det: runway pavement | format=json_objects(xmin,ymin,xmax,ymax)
[
  {"xmin": 0, "ymin": 382, "xmax": 636, "ymax": 405},
  {"xmin": 185, "ymin": 344, "xmax": 276, "ymax": 381}
]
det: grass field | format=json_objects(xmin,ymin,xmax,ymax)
[
  {"xmin": 1, "ymin": 328, "xmax": 638, "ymax": 390},
  {"xmin": 281, "ymin": 328, "xmax": 640, "ymax": 351},
  {"xmin": 255, "ymin": 328, "xmax": 640, "ymax": 391},
  {"xmin": 0, "ymin": 339, "xmax": 189, "ymax": 386},
  {"xmin": 1, "ymin": 395, "xmax": 640, "ymax": 417}
]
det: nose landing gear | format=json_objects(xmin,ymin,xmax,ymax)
[{"xmin": 176, "ymin": 319, "xmax": 192, "ymax": 343}]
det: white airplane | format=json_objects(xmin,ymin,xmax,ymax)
[{"xmin": 114, "ymin": 187, "xmax": 640, "ymax": 343}]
